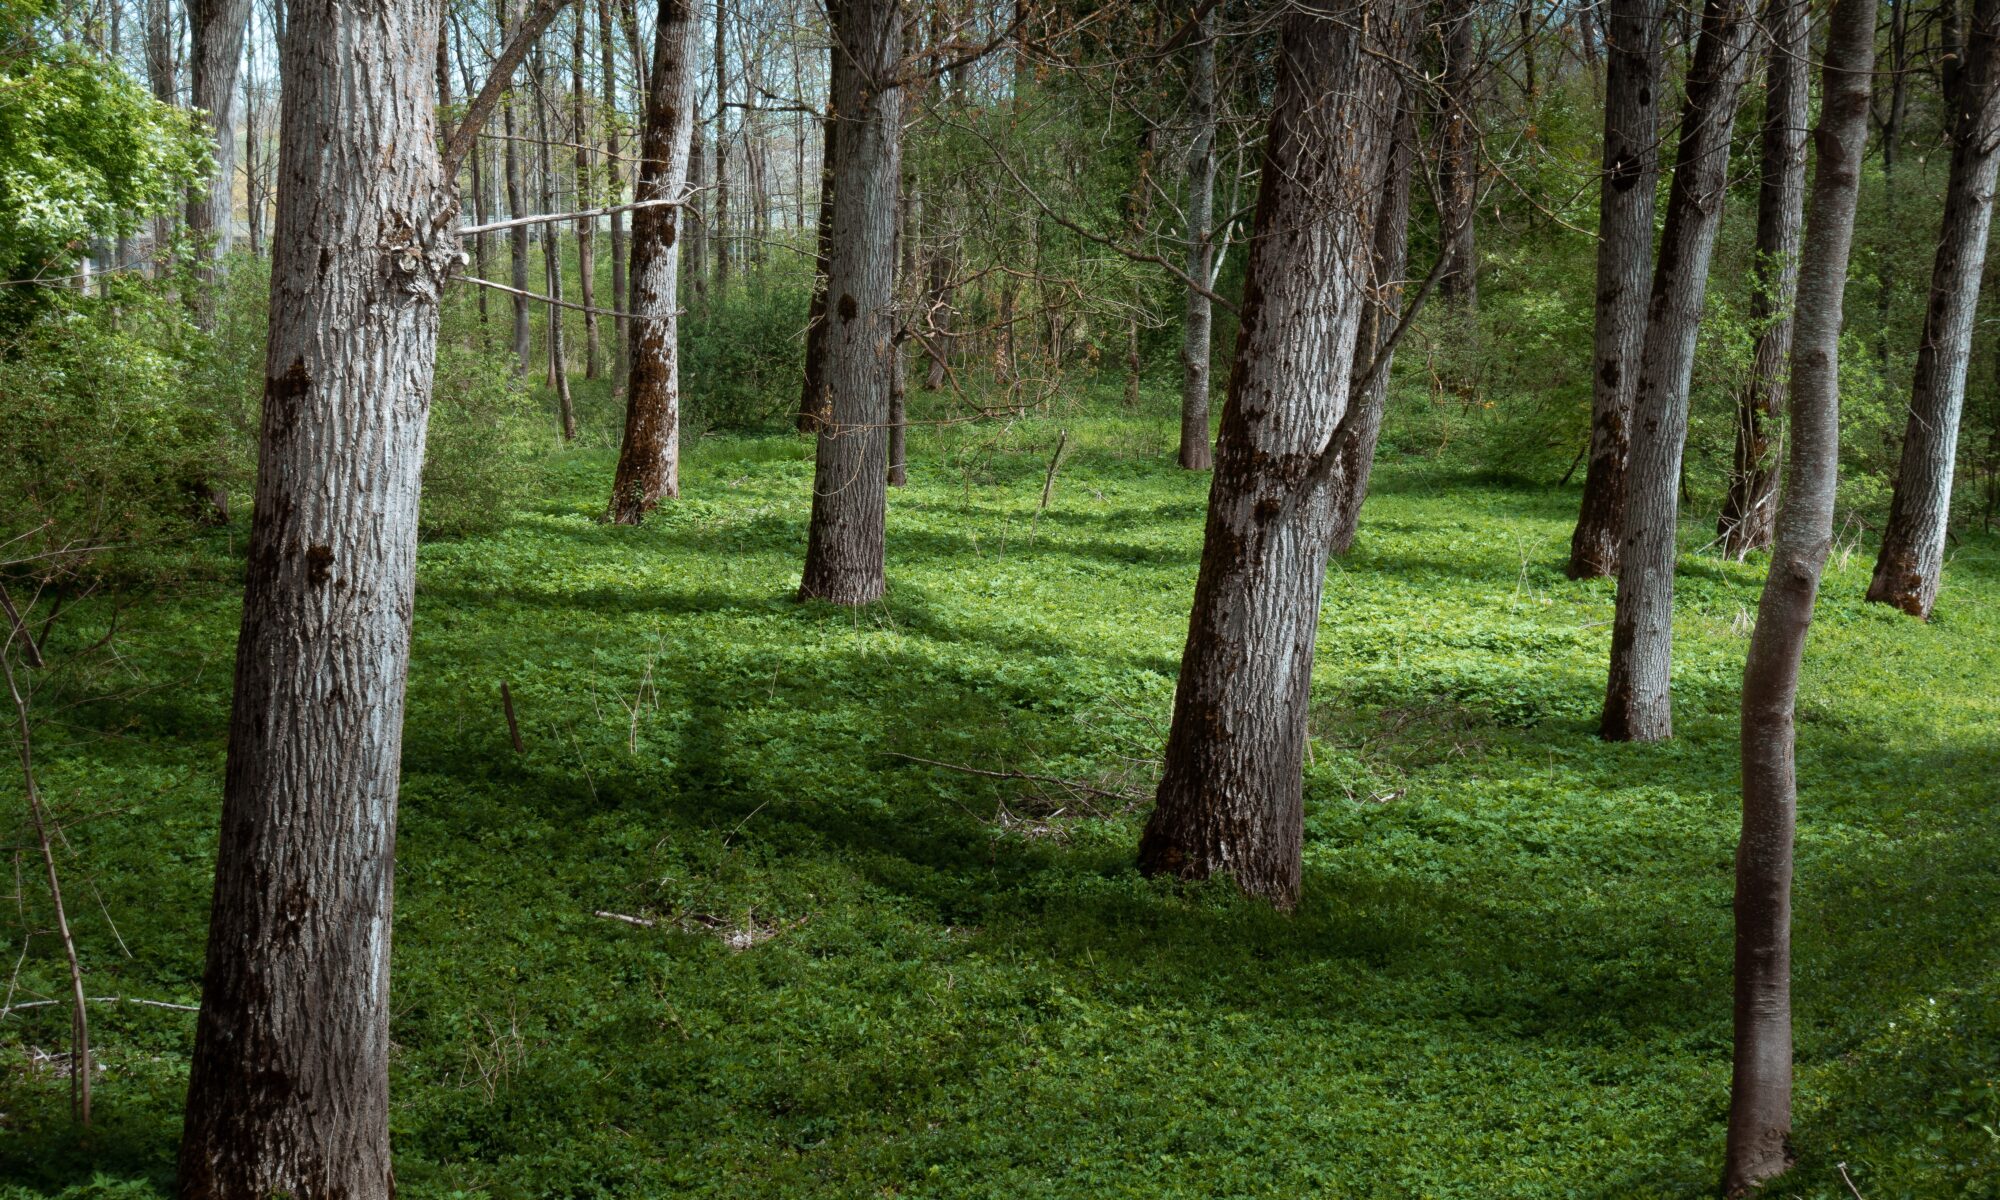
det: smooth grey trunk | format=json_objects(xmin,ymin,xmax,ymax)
[
  {"xmin": 1600, "ymin": 0, "xmax": 1758, "ymax": 742},
  {"xmin": 175, "ymin": 0, "xmax": 453, "ymax": 1187},
  {"xmin": 1718, "ymin": 0, "xmax": 1810, "ymax": 560},
  {"xmin": 1137, "ymin": 0, "xmax": 1396, "ymax": 910},
  {"xmin": 185, "ymin": 0, "xmax": 253, "ymax": 283},
  {"xmin": 797, "ymin": 0, "xmax": 902, "ymax": 605},
  {"xmin": 607, "ymin": 0, "xmax": 699, "ymax": 522},
  {"xmin": 1330, "ymin": 95, "xmax": 1416, "ymax": 555},
  {"xmin": 1567, "ymin": 0, "xmax": 1664, "ymax": 578},
  {"xmin": 1867, "ymin": 0, "xmax": 2000, "ymax": 618},
  {"xmin": 1177, "ymin": 8, "xmax": 1217, "ymax": 471},
  {"xmin": 1724, "ymin": 0, "xmax": 1873, "ymax": 1188}
]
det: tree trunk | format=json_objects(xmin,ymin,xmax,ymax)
[
  {"xmin": 175, "ymin": 0, "xmax": 453, "ymax": 1187},
  {"xmin": 185, "ymin": 0, "xmax": 253, "ymax": 292},
  {"xmin": 607, "ymin": 0, "xmax": 699, "ymax": 523},
  {"xmin": 1137, "ymin": 0, "xmax": 1397, "ymax": 911},
  {"xmin": 145, "ymin": 0, "xmax": 177, "ymax": 275},
  {"xmin": 1567, "ymin": 0, "xmax": 1664, "ymax": 579},
  {"xmin": 1599, "ymin": 0, "xmax": 1758, "ymax": 743},
  {"xmin": 712, "ymin": 0, "xmax": 730, "ymax": 297},
  {"xmin": 1177, "ymin": 8, "xmax": 1217, "ymax": 470},
  {"xmin": 574, "ymin": 11, "xmax": 602, "ymax": 380},
  {"xmin": 797, "ymin": 0, "xmax": 901, "ymax": 605},
  {"xmin": 798, "ymin": 106, "xmax": 837, "ymax": 433},
  {"xmin": 502, "ymin": 0, "xmax": 533, "ymax": 373},
  {"xmin": 686, "ymin": 108, "xmax": 708, "ymax": 313},
  {"xmin": 1435, "ymin": 0, "xmax": 1479, "ymax": 310},
  {"xmin": 1724, "ymin": 0, "xmax": 1873, "ymax": 1188},
  {"xmin": 1877, "ymin": 0, "xmax": 1912, "ymax": 361},
  {"xmin": 1717, "ymin": 0, "xmax": 1810, "ymax": 559},
  {"xmin": 1330, "ymin": 95, "xmax": 1416, "ymax": 556},
  {"xmin": 535, "ymin": 42, "xmax": 578, "ymax": 437},
  {"xmin": 601, "ymin": 0, "xmax": 629, "ymax": 372},
  {"xmin": 1867, "ymin": 0, "xmax": 2000, "ymax": 618}
]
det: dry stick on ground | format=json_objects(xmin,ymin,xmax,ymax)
[
  {"xmin": 0, "ymin": 995, "xmax": 201, "ymax": 1018},
  {"xmin": 1, "ymin": 620, "xmax": 88, "ymax": 1125},
  {"xmin": 500, "ymin": 682, "xmax": 525, "ymax": 752}
]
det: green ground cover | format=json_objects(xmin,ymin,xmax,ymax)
[{"xmin": 4, "ymin": 411, "xmax": 1997, "ymax": 1199}]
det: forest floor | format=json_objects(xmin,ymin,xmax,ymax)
[{"xmin": 4, "ymin": 409, "xmax": 1997, "ymax": 1199}]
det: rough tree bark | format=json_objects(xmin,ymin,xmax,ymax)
[
  {"xmin": 1717, "ymin": 0, "xmax": 1810, "ymax": 559},
  {"xmin": 174, "ymin": 0, "xmax": 456, "ymax": 1187},
  {"xmin": 1136, "ymin": 0, "xmax": 1396, "ymax": 910},
  {"xmin": 1867, "ymin": 0, "xmax": 2000, "ymax": 618},
  {"xmin": 1724, "ymin": 0, "xmax": 1874, "ymax": 1187},
  {"xmin": 1330, "ymin": 95, "xmax": 1416, "ymax": 555},
  {"xmin": 1177, "ymin": 6, "xmax": 1217, "ymax": 471},
  {"xmin": 185, "ymin": 0, "xmax": 253, "ymax": 288},
  {"xmin": 1600, "ymin": 0, "xmax": 1758, "ymax": 743},
  {"xmin": 607, "ymin": 0, "xmax": 699, "ymax": 523},
  {"xmin": 797, "ymin": 0, "xmax": 902, "ymax": 605},
  {"xmin": 1435, "ymin": 0, "xmax": 1479, "ymax": 310},
  {"xmin": 1566, "ymin": 0, "xmax": 1664, "ymax": 579}
]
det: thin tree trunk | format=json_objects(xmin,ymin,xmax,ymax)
[
  {"xmin": 1867, "ymin": 0, "xmax": 2000, "ymax": 618},
  {"xmin": 798, "ymin": 106, "xmax": 837, "ymax": 433},
  {"xmin": 686, "ymin": 105, "xmax": 708, "ymax": 312},
  {"xmin": 1567, "ymin": 0, "xmax": 1664, "ymax": 578},
  {"xmin": 602, "ymin": 0, "xmax": 629, "ymax": 371},
  {"xmin": 185, "ymin": 0, "xmax": 253, "ymax": 297},
  {"xmin": 176, "ymin": 0, "xmax": 452, "ymax": 1185},
  {"xmin": 1724, "ymin": 0, "xmax": 1874, "ymax": 1188},
  {"xmin": 1436, "ymin": 0, "xmax": 1479, "ymax": 310},
  {"xmin": 503, "ymin": 0, "xmax": 533, "ymax": 372},
  {"xmin": 1330, "ymin": 95, "xmax": 1416, "ymax": 555},
  {"xmin": 536, "ymin": 43, "xmax": 579, "ymax": 438},
  {"xmin": 1877, "ymin": 0, "xmax": 1912, "ymax": 361},
  {"xmin": 146, "ymin": 0, "xmax": 178, "ymax": 276},
  {"xmin": 608, "ymin": 0, "xmax": 698, "ymax": 522},
  {"xmin": 1177, "ymin": 7, "xmax": 1217, "ymax": 470},
  {"xmin": 712, "ymin": 0, "xmax": 730, "ymax": 297},
  {"xmin": 1600, "ymin": 0, "xmax": 1758, "ymax": 743},
  {"xmin": 574, "ymin": 10, "xmax": 602, "ymax": 379},
  {"xmin": 1718, "ymin": 0, "xmax": 1810, "ymax": 559},
  {"xmin": 797, "ymin": 0, "xmax": 901, "ymax": 605},
  {"xmin": 1136, "ymin": 0, "xmax": 1398, "ymax": 910}
]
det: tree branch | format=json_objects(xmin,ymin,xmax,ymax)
[{"xmin": 442, "ymin": 0, "xmax": 572, "ymax": 181}]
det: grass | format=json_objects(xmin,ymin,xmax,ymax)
[{"xmin": 3, "ymin": 402, "xmax": 1997, "ymax": 1199}]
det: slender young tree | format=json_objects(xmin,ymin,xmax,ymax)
[
  {"xmin": 607, "ymin": 0, "xmax": 699, "ymax": 522},
  {"xmin": 503, "ymin": 0, "xmax": 535, "ymax": 371},
  {"xmin": 1567, "ymin": 0, "xmax": 1664, "ymax": 578},
  {"xmin": 712, "ymin": 0, "xmax": 731, "ymax": 295},
  {"xmin": 1177, "ymin": 6, "xmax": 1217, "ymax": 470},
  {"xmin": 533, "ymin": 38, "xmax": 579, "ymax": 437},
  {"xmin": 797, "ymin": 0, "xmax": 902, "ymax": 604},
  {"xmin": 1600, "ymin": 0, "xmax": 1758, "ymax": 742},
  {"xmin": 1435, "ymin": 0, "xmax": 1479, "ymax": 310},
  {"xmin": 1717, "ymin": 0, "xmax": 1810, "ymax": 559},
  {"xmin": 601, "ymin": 0, "xmax": 629, "ymax": 373},
  {"xmin": 178, "ymin": 0, "xmax": 450, "ymax": 1190},
  {"xmin": 1136, "ymin": 0, "xmax": 1398, "ymax": 910},
  {"xmin": 573, "ymin": 9, "xmax": 603, "ymax": 379},
  {"xmin": 1725, "ymin": 0, "xmax": 1875, "ymax": 1187},
  {"xmin": 1867, "ymin": 0, "xmax": 2000, "ymax": 618}
]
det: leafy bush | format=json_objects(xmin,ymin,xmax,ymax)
[
  {"xmin": 680, "ymin": 266, "xmax": 814, "ymax": 431},
  {"xmin": 422, "ymin": 338, "xmax": 543, "ymax": 539}
]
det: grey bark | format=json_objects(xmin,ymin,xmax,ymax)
[
  {"xmin": 1178, "ymin": 7, "xmax": 1217, "ymax": 471},
  {"xmin": 607, "ymin": 0, "xmax": 699, "ymax": 522},
  {"xmin": 1867, "ymin": 0, "xmax": 2000, "ymax": 618},
  {"xmin": 797, "ymin": 0, "xmax": 902, "ymax": 605},
  {"xmin": 185, "ymin": 0, "xmax": 253, "ymax": 279},
  {"xmin": 1724, "ymin": 0, "xmax": 1874, "ymax": 1188},
  {"xmin": 175, "ymin": 0, "xmax": 455, "ymax": 1187},
  {"xmin": 145, "ymin": 0, "xmax": 178, "ymax": 274},
  {"xmin": 573, "ymin": 12, "xmax": 602, "ymax": 379},
  {"xmin": 1600, "ymin": 0, "xmax": 1759, "ymax": 742},
  {"xmin": 1567, "ymin": 0, "xmax": 1664, "ymax": 579},
  {"xmin": 712, "ymin": 0, "xmax": 730, "ymax": 296},
  {"xmin": 502, "ymin": 0, "xmax": 534, "ymax": 372},
  {"xmin": 1137, "ymin": 0, "xmax": 1398, "ymax": 910},
  {"xmin": 1718, "ymin": 0, "xmax": 1810, "ymax": 560}
]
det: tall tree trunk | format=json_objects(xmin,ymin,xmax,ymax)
[
  {"xmin": 1435, "ymin": 0, "xmax": 1480, "ymax": 310},
  {"xmin": 1330, "ymin": 95, "xmax": 1416, "ymax": 555},
  {"xmin": 185, "ymin": 0, "xmax": 253, "ymax": 296},
  {"xmin": 1724, "ymin": 0, "xmax": 1874, "ymax": 1188},
  {"xmin": 1136, "ymin": 0, "xmax": 1398, "ymax": 910},
  {"xmin": 712, "ymin": 0, "xmax": 731, "ymax": 297},
  {"xmin": 601, "ymin": 0, "xmax": 630, "ymax": 376},
  {"xmin": 798, "ymin": 106, "xmax": 837, "ymax": 433},
  {"xmin": 1718, "ymin": 0, "xmax": 1810, "ymax": 559},
  {"xmin": 145, "ymin": 0, "xmax": 177, "ymax": 276},
  {"xmin": 1567, "ymin": 0, "xmax": 1664, "ymax": 579},
  {"xmin": 608, "ymin": 0, "xmax": 699, "ymax": 522},
  {"xmin": 1867, "ymin": 0, "xmax": 2000, "ymax": 618},
  {"xmin": 1877, "ymin": 0, "xmax": 1912, "ymax": 361},
  {"xmin": 574, "ymin": 10, "xmax": 603, "ymax": 379},
  {"xmin": 797, "ymin": 0, "xmax": 902, "ymax": 605},
  {"xmin": 1177, "ymin": 7, "xmax": 1217, "ymax": 470},
  {"xmin": 686, "ymin": 105, "xmax": 708, "ymax": 312},
  {"xmin": 536, "ymin": 43, "xmax": 579, "ymax": 438},
  {"xmin": 175, "ymin": 0, "xmax": 452, "ymax": 1187},
  {"xmin": 1600, "ymin": 0, "xmax": 1758, "ymax": 743},
  {"xmin": 502, "ymin": 0, "xmax": 533, "ymax": 372}
]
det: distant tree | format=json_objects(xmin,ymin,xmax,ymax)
[
  {"xmin": 1136, "ymin": 0, "xmax": 1401, "ymax": 909},
  {"xmin": 1566, "ymin": 0, "xmax": 1663, "ymax": 579},
  {"xmin": 1717, "ymin": 0, "xmax": 1810, "ymax": 560},
  {"xmin": 1600, "ymin": 0, "xmax": 1758, "ymax": 742},
  {"xmin": 1176, "ymin": 5, "xmax": 1218, "ymax": 471},
  {"xmin": 608, "ymin": 0, "xmax": 700, "ymax": 523},
  {"xmin": 1725, "ymin": 0, "xmax": 1875, "ymax": 1187},
  {"xmin": 184, "ymin": 0, "xmax": 252, "ymax": 290},
  {"xmin": 1868, "ymin": 0, "xmax": 2000, "ymax": 618},
  {"xmin": 1433, "ymin": 0, "xmax": 1479, "ymax": 310},
  {"xmin": 797, "ymin": 0, "xmax": 903, "ymax": 605}
]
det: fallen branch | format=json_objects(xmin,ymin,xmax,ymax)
[
  {"xmin": 593, "ymin": 910, "xmax": 656, "ymax": 928},
  {"xmin": 0, "ymin": 995, "xmax": 200, "ymax": 1019}
]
